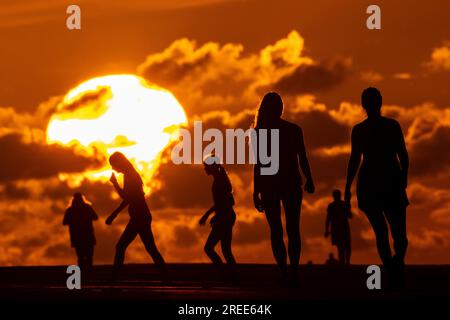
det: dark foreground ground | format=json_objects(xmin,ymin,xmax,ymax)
[{"xmin": 0, "ymin": 264, "xmax": 449, "ymax": 301}]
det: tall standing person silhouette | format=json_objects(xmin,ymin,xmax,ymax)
[
  {"xmin": 345, "ymin": 87, "xmax": 409, "ymax": 286},
  {"xmin": 105, "ymin": 152, "xmax": 165, "ymax": 270},
  {"xmin": 253, "ymin": 92, "xmax": 315, "ymax": 285}
]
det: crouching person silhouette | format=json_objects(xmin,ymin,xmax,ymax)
[
  {"xmin": 199, "ymin": 155, "xmax": 237, "ymax": 269},
  {"xmin": 63, "ymin": 193, "xmax": 98, "ymax": 270},
  {"xmin": 105, "ymin": 152, "xmax": 165, "ymax": 271}
]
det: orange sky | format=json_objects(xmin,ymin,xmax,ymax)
[{"xmin": 0, "ymin": 0, "xmax": 449, "ymax": 266}]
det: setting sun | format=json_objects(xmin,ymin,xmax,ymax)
[{"xmin": 46, "ymin": 74, "xmax": 187, "ymax": 186}]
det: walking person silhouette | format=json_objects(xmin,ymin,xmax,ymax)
[
  {"xmin": 63, "ymin": 193, "xmax": 98, "ymax": 270},
  {"xmin": 324, "ymin": 189, "xmax": 352, "ymax": 265},
  {"xmin": 105, "ymin": 152, "xmax": 165, "ymax": 270},
  {"xmin": 253, "ymin": 92, "xmax": 315, "ymax": 285},
  {"xmin": 345, "ymin": 87, "xmax": 409, "ymax": 287},
  {"xmin": 199, "ymin": 155, "xmax": 236, "ymax": 267}
]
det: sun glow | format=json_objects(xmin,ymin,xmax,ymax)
[{"xmin": 46, "ymin": 74, "xmax": 187, "ymax": 190}]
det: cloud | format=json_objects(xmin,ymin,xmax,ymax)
[
  {"xmin": 0, "ymin": 133, "xmax": 102, "ymax": 182},
  {"xmin": 55, "ymin": 87, "xmax": 111, "ymax": 120},
  {"xmin": 0, "ymin": 182, "xmax": 31, "ymax": 200},
  {"xmin": 361, "ymin": 71, "xmax": 383, "ymax": 83},
  {"xmin": 288, "ymin": 109, "xmax": 350, "ymax": 148},
  {"xmin": 0, "ymin": 96, "xmax": 62, "ymax": 140},
  {"xmin": 273, "ymin": 58, "xmax": 352, "ymax": 95},
  {"xmin": 234, "ymin": 216, "xmax": 268, "ymax": 245},
  {"xmin": 138, "ymin": 31, "xmax": 349, "ymax": 115},
  {"xmin": 393, "ymin": 72, "xmax": 413, "ymax": 80},
  {"xmin": 409, "ymin": 126, "xmax": 450, "ymax": 177},
  {"xmin": 426, "ymin": 42, "xmax": 450, "ymax": 71},
  {"xmin": 172, "ymin": 225, "xmax": 199, "ymax": 248},
  {"xmin": 150, "ymin": 161, "xmax": 218, "ymax": 210}
]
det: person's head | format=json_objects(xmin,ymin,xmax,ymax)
[
  {"xmin": 203, "ymin": 154, "xmax": 223, "ymax": 176},
  {"xmin": 332, "ymin": 189, "xmax": 342, "ymax": 201},
  {"xmin": 361, "ymin": 87, "xmax": 382, "ymax": 118},
  {"xmin": 109, "ymin": 152, "xmax": 133, "ymax": 173},
  {"xmin": 71, "ymin": 192, "xmax": 86, "ymax": 207},
  {"xmin": 254, "ymin": 92, "xmax": 283, "ymax": 129}
]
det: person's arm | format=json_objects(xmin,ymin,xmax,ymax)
[
  {"xmin": 89, "ymin": 206, "xmax": 99, "ymax": 221},
  {"xmin": 199, "ymin": 206, "xmax": 215, "ymax": 225},
  {"xmin": 324, "ymin": 206, "xmax": 331, "ymax": 237},
  {"xmin": 110, "ymin": 173, "xmax": 127, "ymax": 199},
  {"xmin": 298, "ymin": 127, "xmax": 315, "ymax": 193},
  {"xmin": 105, "ymin": 200, "xmax": 128, "ymax": 225},
  {"xmin": 396, "ymin": 122, "xmax": 409, "ymax": 189},
  {"xmin": 251, "ymin": 127, "xmax": 265, "ymax": 212},
  {"xmin": 253, "ymin": 164, "xmax": 265, "ymax": 212},
  {"xmin": 345, "ymin": 127, "xmax": 362, "ymax": 207}
]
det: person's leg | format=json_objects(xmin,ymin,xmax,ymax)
[
  {"xmin": 114, "ymin": 222, "xmax": 138, "ymax": 267},
  {"xmin": 364, "ymin": 209, "xmax": 392, "ymax": 266},
  {"xmin": 263, "ymin": 194, "xmax": 287, "ymax": 271},
  {"xmin": 345, "ymin": 237, "xmax": 352, "ymax": 265},
  {"xmin": 86, "ymin": 245, "xmax": 94, "ymax": 268},
  {"xmin": 384, "ymin": 205, "xmax": 408, "ymax": 266},
  {"xmin": 75, "ymin": 247, "xmax": 83, "ymax": 267},
  {"xmin": 337, "ymin": 243, "xmax": 345, "ymax": 265},
  {"xmin": 282, "ymin": 190, "xmax": 302, "ymax": 270},
  {"xmin": 220, "ymin": 225, "xmax": 236, "ymax": 265},
  {"xmin": 138, "ymin": 223, "xmax": 166, "ymax": 265},
  {"xmin": 80, "ymin": 246, "xmax": 89, "ymax": 269},
  {"xmin": 204, "ymin": 227, "xmax": 224, "ymax": 265}
]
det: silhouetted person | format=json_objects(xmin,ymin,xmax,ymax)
[
  {"xmin": 105, "ymin": 152, "xmax": 165, "ymax": 270},
  {"xmin": 325, "ymin": 253, "xmax": 339, "ymax": 266},
  {"xmin": 345, "ymin": 87, "xmax": 409, "ymax": 286},
  {"xmin": 325, "ymin": 189, "xmax": 352, "ymax": 265},
  {"xmin": 199, "ymin": 155, "xmax": 236, "ymax": 267},
  {"xmin": 63, "ymin": 193, "xmax": 98, "ymax": 270},
  {"xmin": 253, "ymin": 92, "xmax": 315, "ymax": 284}
]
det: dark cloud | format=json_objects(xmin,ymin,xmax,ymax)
[
  {"xmin": 57, "ymin": 87, "xmax": 111, "ymax": 117},
  {"xmin": 44, "ymin": 243, "xmax": 72, "ymax": 259},
  {"xmin": 0, "ymin": 182, "xmax": 31, "ymax": 199},
  {"xmin": 172, "ymin": 225, "xmax": 199, "ymax": 248},
  {"xmin": 234, "ymin": 217, "xmax": 268, "ymax": 245},
  {"xmin": 0, "ymin": 134, "xmax": 102, "ymax": 182},
  {"xmin": 410, "ymin": 126, "xmax": 450, "ymax": 177},
  {"xmin": 42, "ymin": 179, "xmax": 115, "ymax": 216},
  {"xmin": 273, "ymin": 59, "xmax": 352, "ymax": 95},
  {"xmin": 150, "ymin": 162, "xmax": 211, "ymax": 209},
  {"xmin": 308, "ymin": 152, "xmax": 348, "ymax": 193},
  {"xmin": 140, "ymin": 50, "xmax": 212, "ymax": 88},
  {"xmin": 287, "ymin": 110, "xmax": 350, "ymax": 149}
]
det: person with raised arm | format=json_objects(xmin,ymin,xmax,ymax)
[
  {"xmin": 105, "ymin": 152, "xmax": 165, "ymax": 270},
  {"xmin": 199, "ymin": 155, "xmax": 237, "ymax": 268}
]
